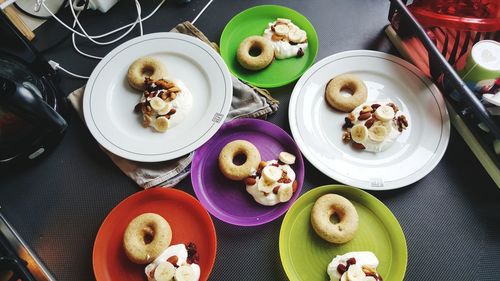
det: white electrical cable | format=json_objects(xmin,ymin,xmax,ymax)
[
  {"xmin": 71, "ymin": 10, "xmax": 104, "ymax": 59},
  {"xmin": 71, "ymin": 0, "xmax": 166, "ymax": 60},
  {"xmin": 48, "ymin": 60, "xmax": 90, "ymax": 79},
  {"xmin": 56, "ymin": 65, "xmax": 89, "ymax": 79},
  {"xmin": 79, "ymin": 0, "xmax": 166, "ymax": 40},
  {"xmin": 66, "ymin": 0, "xmax": 141, "ymax": 45},
  {"xmin": 48, "ymin": 0, "xmax": 213, "ymax": 79},
  {"xmin": 41, "ymin": 0, "xmax": 138, "ymax": 44},
  {"xmin": 42, "ymin": 0, "xmax": 165, "ymax": 42},
  {"xmin": 192, "ymin": 0, "xmax": 214, "ymax": 24}
]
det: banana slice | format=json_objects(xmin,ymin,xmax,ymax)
[
  {"xmin": 276, "ymin": 18, "xmax": 292, "ymax": 24},
  {"xmin": 258, "ymin": 165, "xmax": 282, "ymax": 193},
  {"xmin": 279, "ymin": 152, "xmax": 296, "ymax": 165},
  {"xmin": 150, "ymin": 97, "xmax": 166, "ymax": 112},
  {"xmin": 157, "ymin": 102, "xmax": 173, "ymax": 115},
  {"xmin": 154, "ymin": 262, "xmax": 175, "ymax": 281},
  {"xmin": 274, "ymin": 24, "xmax": 289, "ymax": 36},
  {"xmin": 154, "ymin": 116, "xmax": 169, "ymax": 132},
  {"xmin": 288, "ymin": 28, "xmax": 307, "ymax": 43},
  {"xmin": 368, "ymin": 125, "xmax": 387, "ymax": 142},
  {"xmin": 277, "ymin": 186, "xmax": 293, "ymax": 202},
  {"xmin": 350, "ymin": 124, "xmax": 369, "ymax": 143},
  {"xmin": 174, "ymin": 265, "xmax": 196, "ymax": 281},
  {"xmin": 374, "ymin": 120, "xmax": 393, "ymax": 133},
  {"xmin": 340, "ymin": 273, "xmax": 348, "ymax": 281},
  {"xmin": 347, "ymin": 265, "xmax": 366, "ymax": 281},
  {"xmin": 374, "ymin": 105, "xmax": 395, "ymax": 121},
  {"xmin": 363, "ymin": 277, "xmax": 377, "ymax": 281},
  {"xmin": 261, "ymin": 165, "xmax": 282, "ymax": 184}
]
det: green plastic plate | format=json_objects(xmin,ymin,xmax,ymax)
[
  {"xmin": 220, "ymin": 5, "xmax": 318, "ymax": 88},
  {"xmin": 280, "ymin": 185, "xmax": 407, "ymax": 281}
]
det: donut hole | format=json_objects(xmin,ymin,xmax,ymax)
[
  {"xmin": 232, "ymin": 153, "xmax": 248, "ymax": 166},
  {"xmin": 141, "ymin": 66, "xmax": 155, "ymax": 77},
  {"xmin": 329, "ymin": 212, "xmax": 341, "ymax": 224},
  {"xmin": 339, "ymin": 85, "xmax": 355, "ymax": 97},
  {"xmin": 249, "ymin": 45, "xmax": 263, "ymax": 57},
  {"xmin": 142, "ymin": 226, "xmax": 155, "ymax": 244}
]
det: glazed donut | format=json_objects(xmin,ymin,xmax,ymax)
[
  {"xmin": 310, "ymin": 194, "xmax": 359, "ymax": 244},
  {"xmin": 236, "ymin": 36, "xmax": 274, "ymax": 71},
  {"xmin": 218, "ymin": 140, "xmax": 261, "ymax": 181},
  {"xmin": 325, "ymin": 74, "xmax": 368, "ymax": 112},
  {"xmin": 127, "ymin": 57, "xmax": 167, "ymax": 91},
  {"xmin": 123, "ymin": 213, "xmax": 172, "ymax": 264}
]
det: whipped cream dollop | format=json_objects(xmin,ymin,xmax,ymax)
[
  {"xmin": 245, "ymin": 158, "xmax": 296, "ymax": 206},
  {"xmin": 327, "ymin": 251, "xmax": 382, "ymax": 281},
  {"xmin": 343, "ymin": 100, "xmax": 408, "ymax": 152},
  {"xmin": 262, "ymin": 18, "xmax": 308, "ymax": 59},
  {"xmin": 145, "ymin": 243, "xmax": 200, "ymax": 281},
  {"xmin": 138, "ymin": 78, "xmax": 193, "ymax": 132}
]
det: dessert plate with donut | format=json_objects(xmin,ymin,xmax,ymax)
[
  {"xmin": 191, "ymin": 118, "xmax": 305, "ymax": 226},
  {"xmin": 279, "ymin": 185, "xmax": 407, "ymax": 281},
  {"xmin": 289, "ymin": 50, "xmax": 450, "ymax": 190},
  {"xmin": 93, "ymin": 188, "xmax": 217, "ymax": 281},
  {"xmin": 220, "ymin": 5, "xmax": 318, "ymax": 88},
  {"xmin": 83, "ymin": 32, "xmax": 232, "ymax": 162}
]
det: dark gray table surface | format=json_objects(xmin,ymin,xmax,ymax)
[{"xmin": 1, "ymin": 0, "xmax": 499, "ymax": 280}]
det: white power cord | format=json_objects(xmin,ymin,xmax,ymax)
[
  {"xmin": 48, "ymin": 60, "xmax": 90, "ymax": 79},
  {"xmin": 46, "ymin": 0, "xmax": 214, "ymax": 79},
  {"xmin": 42, "ymin": 0, "xmax": 143, "ymax": 45},
  {"xmin": 192, "ymin": 0, "xmax": 213, "ymax": 25}
]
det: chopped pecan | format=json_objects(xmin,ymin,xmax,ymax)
[
  {"xmin": 342, "ymin": 131, "xmax": 351, "ymax": 143},
  {"xmin": 154, "ymin": 79, "xmax": 171, "ymax": 90},
  {"xmin": 387, "ymin": 102, "xmax": 399, "ymax": 113},
  {"xmin": 397, "ymin": 115, "xmax": 408, "ymax": 132}
]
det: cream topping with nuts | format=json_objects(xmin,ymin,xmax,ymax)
[
  {"xmin": 136, "ymin": 78, "xmax": 193, "ymax": 133},
  {"xmin": 145, "ymin": 243, "xmax": 200, "ymax": 281},
  {"xmin": 245, "ymin": 158, "xmax": 297, "ymax": 206},
  {"xmin": 327, "ymin": 252, "xmax": 382, "ymax": 281},
  {"xmin": 342, "ymin": 100, "xmax": 408, "ymax": 152},
  {"xmin": 263, "ymin": 18, "xmax": 308, "ymax": 59}
]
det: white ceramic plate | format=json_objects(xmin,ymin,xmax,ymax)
[
  {"xmin": 289, "ymin": 50, "xmax": 450, "ymax": 190},
  {"xmin": 83, "ymin": 33, "xmax": 232, "ymax": 162}
]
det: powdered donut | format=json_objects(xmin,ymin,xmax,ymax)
[
  {"xmin": 127, "ymin": 57, "xmax": 167, "ymax": 91},
  {"xmin": 310, "ymin": 194, "xmax": 359, "ymax": 244},
  {"xmin": 218, "ymin": 140, "xmax": 261, "ymax": 181},
  {"xmin": 123, "ymin": 213, "xmax": 172, "ymax": 264},
  {"xmin": 236, "ymin": 36, "xmax": 274, "ymax": 71},
  {"xmin": 325, "ymin": 74, "xmax": 368, "ymax": 112}
]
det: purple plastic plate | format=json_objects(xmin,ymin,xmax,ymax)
[{"xmin": 191, "ymin": 118, "xmax": 304, "ymax": 226}]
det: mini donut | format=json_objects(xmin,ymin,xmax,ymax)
[
  {"xmin": 310, "ymin": 194, "xmax": 359, "ymax": 244},
  {"xmin": 218, "ymin": 140, "xmax": 261, "ymax": 181},
  {"xmin": 236, "ymin": 36, "xmax": 274, "ymax": 71},
  {"xmin": 123, "ymin": 213, "xmax": 172, "ymax": 264},
  {"xmin": 325, "ymin": 74, "xmax": 368, "ymax": 112},
  {"xmin": 127, "ymin": 57, "xmax": 167, "ymax": 91}
]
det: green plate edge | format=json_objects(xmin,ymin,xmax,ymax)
[
  {"xmin": 279, "ymin": 185, "xmax": 407, "ymax": 281},
  {"xmin": 220, "ymin": 5, "xmax": 319, "ymax": 88}
]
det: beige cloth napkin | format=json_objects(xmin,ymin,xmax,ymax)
[{"xmin": 68, "ymin": 22, "xmax": 279, "ymax": 189}]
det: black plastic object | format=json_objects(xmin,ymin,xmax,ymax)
[{"xmin": 0, "ymin": 12, "xmax": 67, "ymax": 165}]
